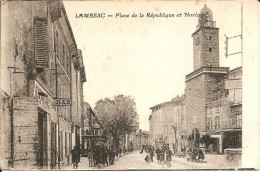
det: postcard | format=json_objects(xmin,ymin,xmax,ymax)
[{"xmin": 0, "ymin": 0, "xmax": 259, "ymax": 170}]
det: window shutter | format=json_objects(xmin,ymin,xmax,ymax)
[{"xmin": 34, "ymin": 17, "xmax": 48, "ymax": 68}]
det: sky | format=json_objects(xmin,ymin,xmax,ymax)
[{"xmin": 63, "ymin": 1, "xmax": 257, "ymax": 131}]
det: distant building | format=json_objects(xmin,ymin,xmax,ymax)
[
  {"xmin": 141, "ymin": 130, "xmax": 149, "ymax": 147},
  {"xmin": 81, "ymin": 102, "xmax": 103, "ymax": 156},
  {"xmin": 148, "ymin": 95, "xmax": 186, "ymax": 152}
]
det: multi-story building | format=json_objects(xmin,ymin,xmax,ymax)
[
  {"xmin": 149, "ymin": 101, "xmax": 174, "ymax": 149},
  {"xmin": 148, "ymin": 95, "xmax": 186, "ymax": 152},
  {"xmin": 206, "ymin": 67, "xmax": 242, "ymax": 153},
  {"xmin": 140, "ymin": 130, "xmax": 149, "ymax": 147},
  {"xmin": 81, "ymin": 102, "xmax": 103, "ymax": 155},
  {"xmin": 0, "ymin": 1, "xmax": 86, "ymax": 169}
]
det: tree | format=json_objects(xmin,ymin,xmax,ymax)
[
  {"xmin": 94, "ymin": 95, "xmax": 139, "ymax": 148},
  {"xmin": 199, "ymin": 134, "xmax": 214, "ymax": 149}
]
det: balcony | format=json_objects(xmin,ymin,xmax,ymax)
[
  {"xmin": 186, "ymin": 66, "xmax": 229, "ymax": 81},
  {"xmin": 222, "ymin": 119, "xmax": 242, "ymax": 129},
  {"xmin": 207, "ymin": 119, "xmax": 242, "ymax": 132}
]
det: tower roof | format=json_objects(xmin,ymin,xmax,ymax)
[{"xmin": 198, "ymin": 5, "xmax": 214, "ymax": 28}]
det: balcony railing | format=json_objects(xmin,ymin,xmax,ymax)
[
  {"xmin": 186, "ymin": 67, "xmax": 229, "ymax": 81},
  {"xmin": 222, "ymin": 119, "xmax": 242, "ymax": 129},
  {"xmin": 207, "ymin": 119, "xmax": 242, "ymax": 131}
]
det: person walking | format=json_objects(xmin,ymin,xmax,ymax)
[
  {"xmin": 150, "ymin": 147, "xmax": 154, "ymax": 162},
  {"xmin": 76, "ymin": 146, "xmax": 81, "ymax": 163},
  {"xmin": 88, "ymin": 149, "xmax": 94, "ymax": 167},
  {"xmin": 155, "ymin": 147, "xmax": 161, "ymax": 164},
  {"xmin": 119, "ymin": 148, "xmax": 122, "ymax": 157},
  {"xmin": 109, "ymin": 148, "xmax": 115, "ymax": 165},
  {"xmin": 102, "ymin": 148, "xmax": 109, "ymax": 166},
  {"xmin": 160, "ymin": 148, "xmax": 166, "ymax": 168},
  {"xmin": 71, "ymin": 146, "xmax": 78, "ymax": 169},
  {"xmin": 166, "ymin": 147, "xmax": 173, "ymax": 167}
]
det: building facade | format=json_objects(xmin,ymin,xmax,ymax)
[
  {"xmin": 148, "ymin": 95, "xmax": 186, "ymax": 152},
  {"xmin": 1, "ymin": 1, "xmax": 86, "ymax": 169},
  {"xmin": 81, "ymin": 102, "xmax": 104, "ymax": 156},
  {"xmin": 148, "ymin": 5, "xmax": 242, "ymax": 156}
]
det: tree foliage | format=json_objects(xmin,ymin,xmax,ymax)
[
  {"xmin": 199, "ymin": 134, "xmax": 214, "ymax": 148},
  {"xmin": 94, "ymin": 95, "xmax": 139, "ymax": 147}
]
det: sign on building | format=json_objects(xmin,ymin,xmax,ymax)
[{"xmin": 55, "ymin": 98, "xmax": 71, "ymax": 106}]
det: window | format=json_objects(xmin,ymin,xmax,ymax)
[
  {"xmin": 216, "ymin": 104, "xmax": 221, "ymax": 112},
  {"xmin": 236, "ymin": 114, "xmax": 242, "ymax": 127},
  {"xmin": 208, "ymin": 117, "xmax": 213, "ymax": 130},
  {"xmin": 34, "ymin": 17, "xmax": 48, "ymax": 68},
  {"xmin": 66, "ymin": 51, "xmax": 70, "ymax": 76},
  {"xmin": 215, "ymin": 116, "xmax": 220, "ymax": 129},
  {"xmin": 55, "ymin": 29, "xmax": 59, "ymax": 60},
  {"xmin": 60, "ymin": 42, "xmax": 65, "ymax": 66},
  {"xmin": 209, "ymin": 47, "xmax": 212, "ymax": 52},
  {"xmin": 210, "ymin": 118, "xmax": 213, "ymax": 129},
  {"xmin": 209, "ymin": 36, "xmax": 211, "ymax": 40}
]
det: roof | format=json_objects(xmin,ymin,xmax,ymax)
[
  {"xmin": 228, "ymin": 66, "xmax": 242, "ymax": 74},
  {"xmin": 149, "ymin": 101, "xmax": 173, "ymax": 109}
]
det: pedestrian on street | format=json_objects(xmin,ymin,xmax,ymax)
[
  {"xmin": 102, "ymin": 148, "xmax": 109, "ymax": 166},
  {"xmin": 119, "ymin": 148, "xmax": 122, "ymax": 157},
  {"xmin": 71, "ymin": 146, "xmax": 78, "ymax": 169},
  {"xmin": 160, "ymin": 149, "xmax": 166, "ymax": 168},
  {"xmin": 144, "ymin": 148, "xmax": 151, "ymax": 163},
  {"xmin": 166, "ymin": 147, "xmax": 172, "ymax": 167},
  {"xmin": 88, "ymin": 149, "xmax": 94, "ymax": 167},
  {"xmin": 109, "ymin": 148, "xmax": 115, "ymax": 165},
  {"xmin": 76, "ymin": 146, "xmax": 81, "ymax": 163},
  {"xmin": 150, "ymin": 147, "xmax": 154, "ymax": 162},
  {"xmin": 155, "ymin": 147, "xmax": 161, "ymax": 164}
]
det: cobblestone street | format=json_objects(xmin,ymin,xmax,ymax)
[{"xmin": 62, "ymin": 151, "xmax": 239, "ymax": 170}]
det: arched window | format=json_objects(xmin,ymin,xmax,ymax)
[
  {"xmin": 215, "ymin": 116, "xmax": 220, "ymax": 129},
  {"xmin": 208, "ymin": 117, "xmax": 213, "ymax": 130}
]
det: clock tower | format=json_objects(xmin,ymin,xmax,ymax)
[
  {"xmin": 185, "ymin": 5, "xmax": 229, "ymax": 135},
  {"xmin": 192, "ymin": 5, "xmax": 219, "ymax": 70}
]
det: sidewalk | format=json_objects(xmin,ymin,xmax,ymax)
[{"xmin": 171, "ymin": 154, "xmax": 240, "ymax": 169}]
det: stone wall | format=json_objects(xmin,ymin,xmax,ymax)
[
  {"xmin": 193, "ymin": 28, "xmax": 219, "ymax": 70},
  {"xmin": 185, "ymin": 74, "xmax": 206, "ymax": 134},
  {"xmin": 224, "ymin": 148, "xmax": 242, "ymax": 167},
  {"xmin": 13, "ymin": 97, "xmax": 38, "ymax": 169}
]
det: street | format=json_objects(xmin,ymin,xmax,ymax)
[{"xmin": 62, "ymin": 151, "xmax": 237, "ymax": 170}]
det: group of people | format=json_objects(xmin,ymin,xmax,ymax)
[
  {"xmin": 186, "ymin": 148, "xmax": 204, "ymax": 162},
  {"xmin": 87, "ymin": 146, "xmax": 120, "ymax": 168},
  {"xmin": 140, "ymin": 145, "xmax": 173, "ymax": 168},
  {"xmin": 155, "ymin": 146, "xmax": 173, "ymax": 167},
  {"xmin": 71, "ymin": 145, "xmax": 123, "ymax": 169}
]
